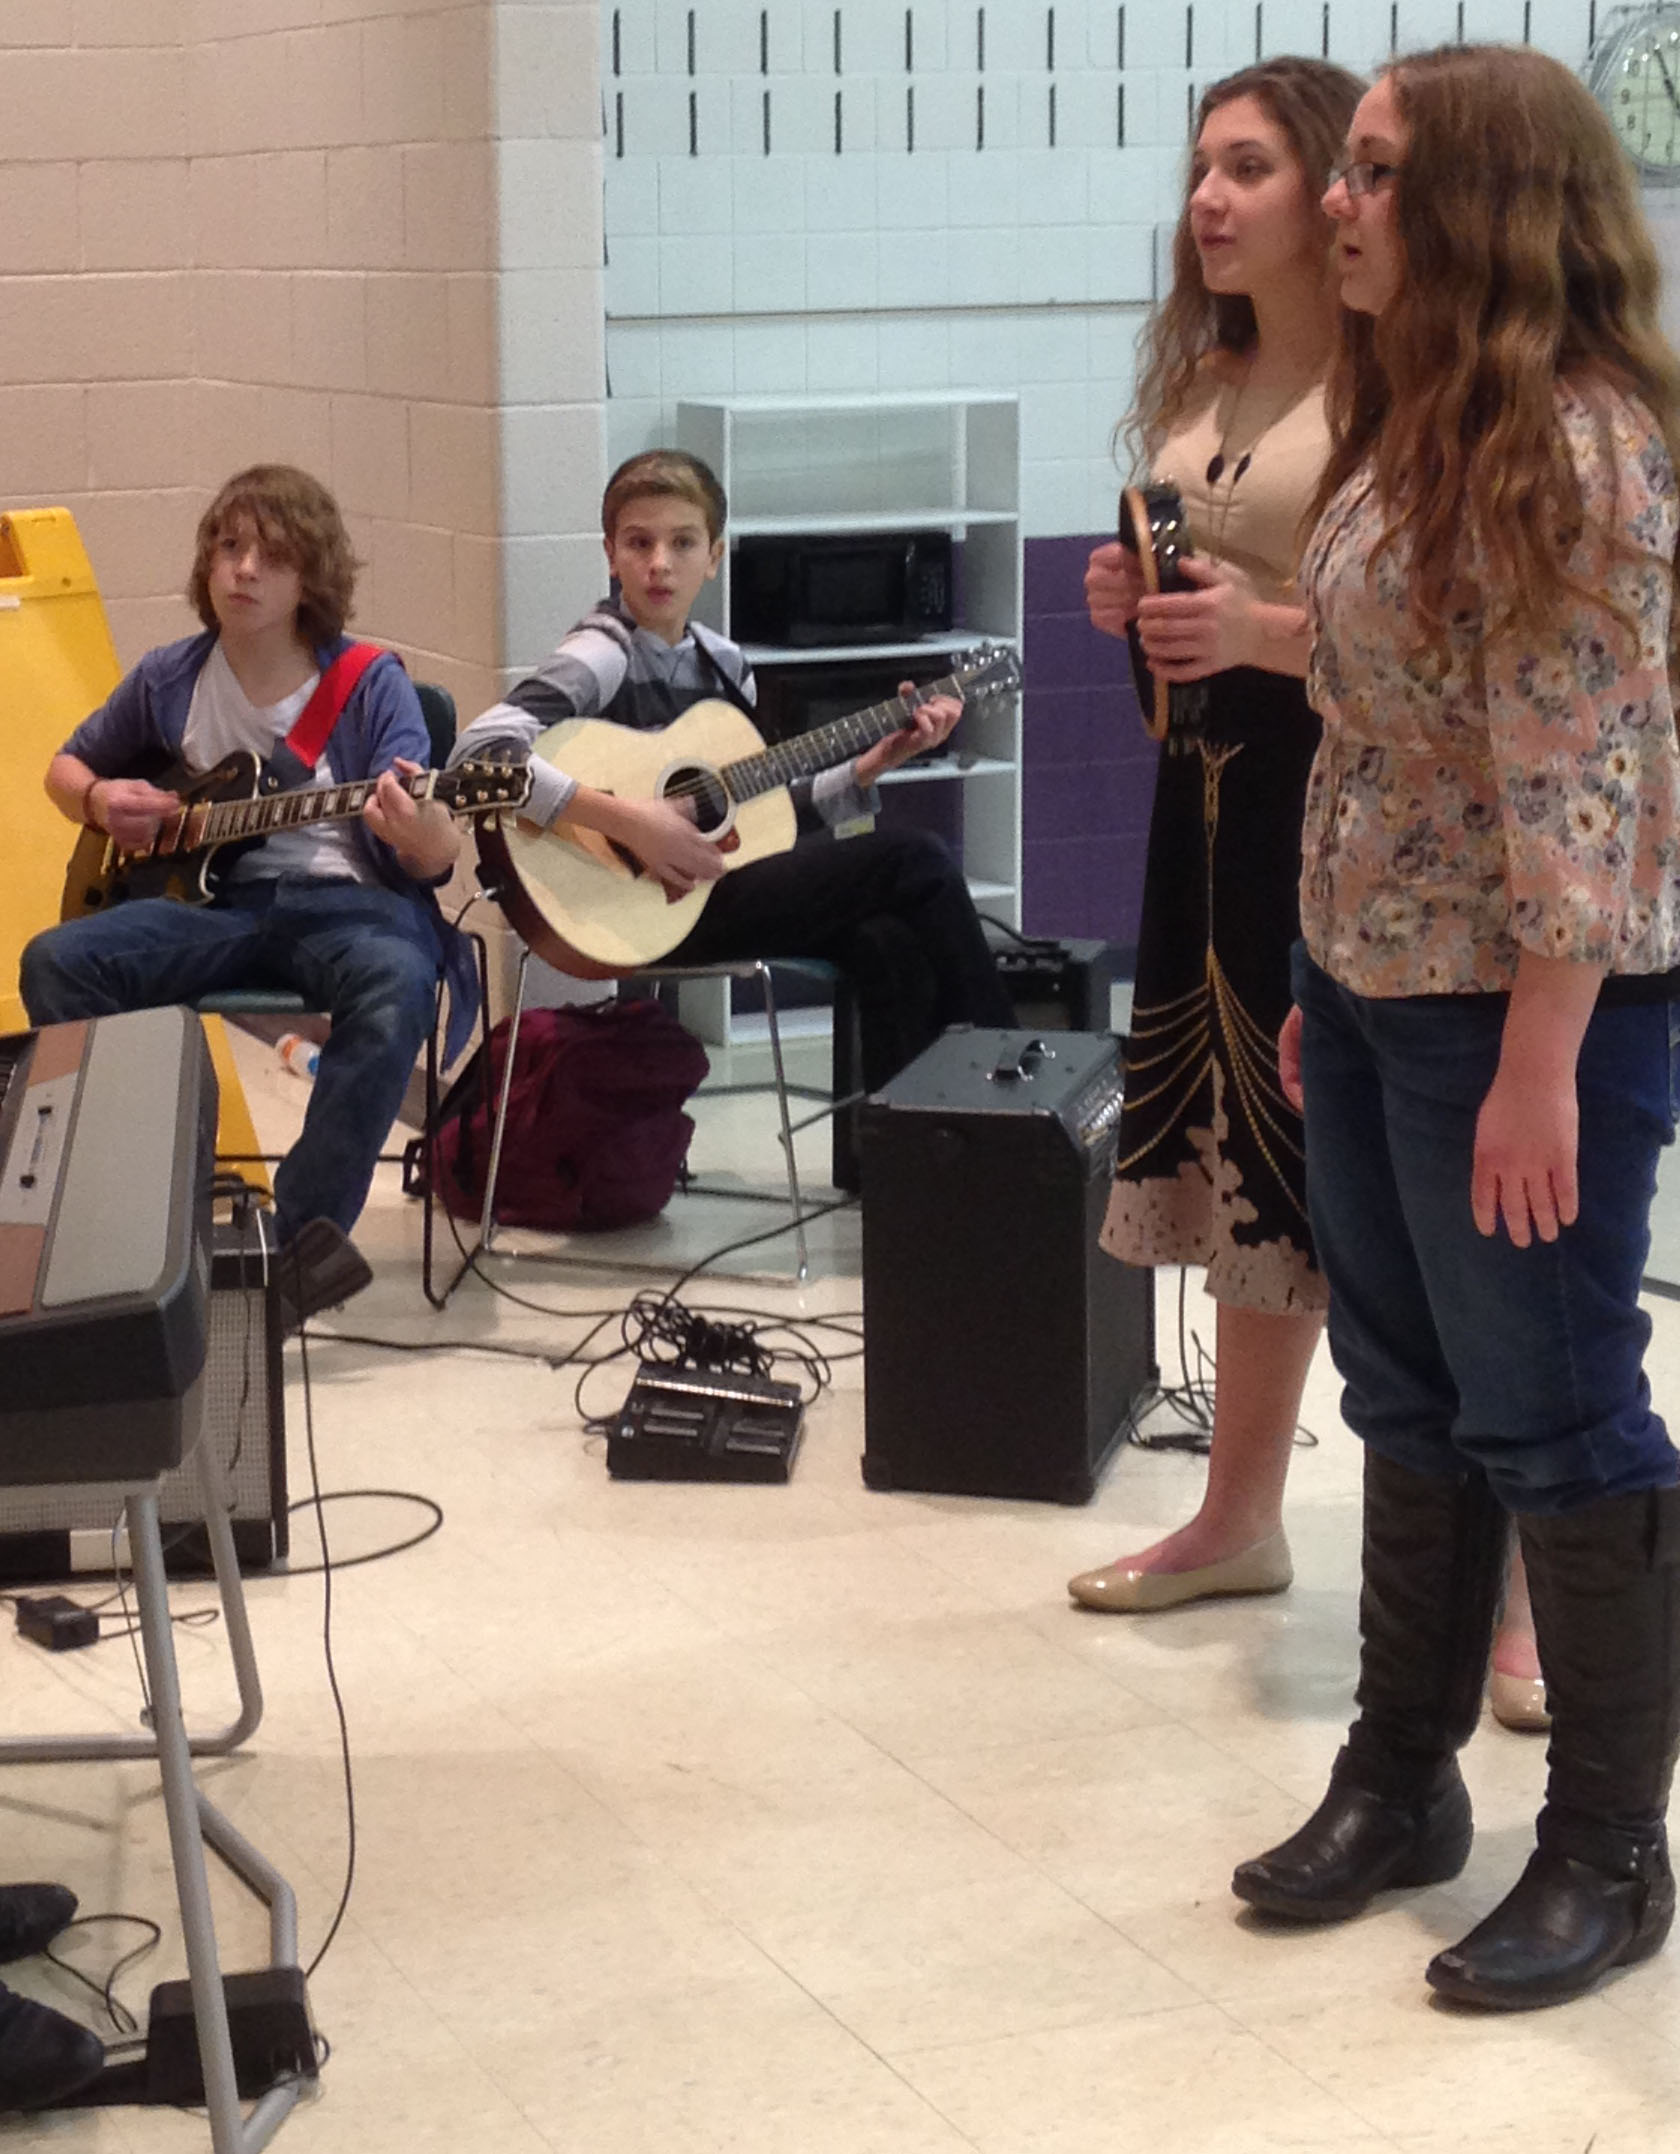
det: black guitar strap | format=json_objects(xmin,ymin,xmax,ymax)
[{"xmin": 689, "ymin": 623, "xmax": 757, "ymax": 721}]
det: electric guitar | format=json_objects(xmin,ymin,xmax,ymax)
[
  {"xmin": 1119, "ymin": 481, "xmax": 1209, "ymax": 749},
  {"xmin": 60, "ymin": 754, "xmax": 533, "ymax": 920},
  {"xmin": 475, "ymin": 643, "xmax": 1023, "ymax": 980}
]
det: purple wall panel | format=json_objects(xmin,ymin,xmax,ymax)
[{"xmin": 1021, "ymin": 531, "xmax": 1156, "ymax": 961}]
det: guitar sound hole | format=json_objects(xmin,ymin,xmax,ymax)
[{"xmin": 662, "ymin": 765, "xmax": 730, "ymax": 835}]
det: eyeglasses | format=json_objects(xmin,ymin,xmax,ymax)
[{"xmin": 1329, "ymin": 159, "xmax": 1399, "ymax": 197}]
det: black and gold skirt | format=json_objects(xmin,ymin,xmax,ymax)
[{"xmin": 1101, "ymin": 667, "xmax": 1325, "ymax": 1314}]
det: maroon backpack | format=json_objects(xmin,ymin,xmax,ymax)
[{"xmin": 427, "ymin": 998, "xmax": 709, "ymax": 1232}]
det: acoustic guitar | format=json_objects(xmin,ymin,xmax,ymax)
[
  {"xmin": 1118, "ymin": 481, "xmax": 1209, "ymax": 749},
  {"xmin": 475, "ymin": 644, "xmax": 1023, "ymax": 980},
  {"xmin": 60, "ymin": 754, "xmax": 533, "ymax": 920}
]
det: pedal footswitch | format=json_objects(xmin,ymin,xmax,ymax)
[{"xmin": 607, "ymin": 1363, "xmax": 805, "ymax": 1482}]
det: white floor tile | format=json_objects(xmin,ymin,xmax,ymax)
[{"xmin": 12, "ymin": 1019, "xmax": 1680, "ymax": 2151}]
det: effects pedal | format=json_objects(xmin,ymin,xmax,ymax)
[{"xmin": 608, "ymin": 1363, "xmax": 805, "ymax": 1482}]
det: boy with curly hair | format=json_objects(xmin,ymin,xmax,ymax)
[{"xmin": 21, "ymin": 465, "xmax": 476, "ymax": 1324}]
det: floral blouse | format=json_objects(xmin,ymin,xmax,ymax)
[{"xmin": 1298, "ymin": 379, "xmax": 1680, "ymax": 997}]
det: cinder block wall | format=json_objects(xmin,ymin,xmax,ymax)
[{"xmin": 0, "ymin": 0, "xmax": 606, "ymax": 725}]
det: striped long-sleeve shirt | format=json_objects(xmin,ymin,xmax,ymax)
[{"xmin": 449, "ymin": 597, "xmax": 874, "ymax": 831}]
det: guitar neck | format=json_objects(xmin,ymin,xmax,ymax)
[
  {"xmin": 720, "ymin": 671, "xmax": 966, "ymax": 803},
  {"xmin": 192, "ymin": 769, "xmax": 444, "ymax": 848}
]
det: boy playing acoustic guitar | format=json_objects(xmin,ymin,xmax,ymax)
[
  {"xmin": 21, "ymin": 464, "xmax": 479, "ymax": 1327},
  {"xmin": 450, "ymin": 449, "xmax": 1014, "ymax": 1105}
]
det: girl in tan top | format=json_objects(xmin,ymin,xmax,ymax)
[
  {"xmin": 1069, "ymin": 59, "xmax": 1357, "ymax": 1614},
  {"xmin": 1233, "ymin": 45, "xmax": 1680, "ymax": 2013}
]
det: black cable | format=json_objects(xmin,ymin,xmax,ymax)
[
  {"xmin": 94, "ymin": 1608, "xmax": 220, "ymax": 1646},
  {"xmin": 570, "ymin": 1196, "xmax": 857, "ymax": 1427},
  {"xmin": 41, "ymin": 1915, "xmax": 163, "ymax": 2037},
  {"xmin": 293, "ymin": 1315, "xmax": 357, "ymax": 1983},
  {"xmin": 1122, "ymin": 1266, "xmax": 1320, "ymax": 1457},
  {"xmin": 278, "ymin": 1490, "xmax": 444, "ymax": 1578},
  {"xmin": 975, "ymin": 912, "xmax": 1042, "ymax": 949},
  {"xmin": 308, "ymin": 1324, "xmax": 625, "ymax": 1371}
]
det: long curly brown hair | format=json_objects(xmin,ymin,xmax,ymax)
[
  {"xmin": 1127, "ymin": 56, "xmax": 1363, "ymax": 469},
  {"xmin": 188, "ymin": 464, "xmax": 360, "ymax": 646},
  {"xmin": 1310, "ymin": 44, "xmax": 1680, "ymax": 652}
]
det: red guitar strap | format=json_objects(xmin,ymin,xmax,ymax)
[{"xmin": 282, "ymin": 642, "xmax": 386, "ymax": 771}]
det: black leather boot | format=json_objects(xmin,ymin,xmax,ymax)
[
  {"xmin": 1427, "ymin": 1483, "xmax": 1680, "ymax": 2009},
  {"xmin": 0, "ymin": 1886, "xmax": 76, "ymax": 1967},
  {"xmin": 0, "ymin": 1984, "xmax": 104, "ymax": 2112},
  {"xmin": 1233, "ymin": 1450, "xmax": 1507, "ymax": 1922}
]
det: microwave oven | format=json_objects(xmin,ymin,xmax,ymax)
[{"xmin": 731, "ymin": 530, "xmax": 954, "ymax": 648}]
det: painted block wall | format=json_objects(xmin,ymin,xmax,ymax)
[
  {"xmin": 600, "ymin": 0, "xmax": 1603, "ymax": 945},
  {"xmin": 0, "ymin": 2, "xmax": 607, "ymax": 725}
]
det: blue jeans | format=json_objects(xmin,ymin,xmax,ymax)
[
  {"xmin": 21, "ymin": 879, "xmax": 443, "ymax": 1240},
  {"xmin": 1294, "ymin": 947, "xmax": 1680, "ymax": 1514}
]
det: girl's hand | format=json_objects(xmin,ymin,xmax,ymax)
[
  {"xmin": 1277, "ymin": 1004, "xmax": 1305, "ymax": 1112},
  {"xmin": 1085, "ymin": 541, "xmax": 1146, "ymax": 638},
  {"xmin": 1135, "ymin": 555, "xmax": 1264, "ymax": 681},
  {"xmin": 1472, "ymin": 1061, "xmax": 1579, "ymax": 1247}
]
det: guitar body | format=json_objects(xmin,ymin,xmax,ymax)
[
  {"xmin": 60, "ymin": 753, "xmax": 269, "ymax": 920},
  {"xmin": 60, "ymin": 752, "xmax": 529, "ymax": 925},
  {"xmin": 478, "ymin": 700, "xmax": 799, "ymax": 979}
]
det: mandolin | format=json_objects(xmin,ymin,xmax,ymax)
[
  {"xmin": 1118, "ymin": 481, "xmax": 1209, "ymax": 750},
  {"xmin": 475, "ymin": 643, "xmax": 1023, "ymax": 980},
  {"xmin": 60, "ymin": 754, "xmax": 533, "ymax": 920}
]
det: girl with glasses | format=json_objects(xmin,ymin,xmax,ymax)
[{"xmin": 1234, "ymin": 45, "xmax": 1680, "ymax": 2011}]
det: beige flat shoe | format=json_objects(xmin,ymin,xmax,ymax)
[
  {"xmin": 1488, "ymin": 1667, "xmax": 1551, "ymax": 1732},
  {"xmin": 1067, "ymin": 1527, "xmax": 1293, "ymax": 1613}
]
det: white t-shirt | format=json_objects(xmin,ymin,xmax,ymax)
[{"xmin": 180, "ymin": 642, "xmax": 372, "ymax": 884}]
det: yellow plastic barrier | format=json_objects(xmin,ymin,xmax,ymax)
[{"xmin": 0, "ymin": 507, "xmax": 269, "ymax": 1195}]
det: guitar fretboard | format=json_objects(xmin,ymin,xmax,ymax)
[
  {"xmin": 719, "ymin": 671, "xmax": 969, "ymax": 804},
  {"xmin": 181, "ymin": 770, "xmax": 443, "ymax": 850}
]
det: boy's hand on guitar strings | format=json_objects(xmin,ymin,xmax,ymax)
[
  {"xmin": 1136, "ymin": 555, "xmax": 1265, "ymax": 680},
  {"xmin": 616, "ymin": 795, "xmax": 729, "ymax": 895},
  {"xmin": 88, "ymin": 777, "xmax": 180, "ymax": 849},
  {"xmin": 853, "ymin": 687, "xmax": 963, "ymax": 785},
  {"xmin": 1084, "ymin": 541, "xmax": 1146, "ymax": 638}
]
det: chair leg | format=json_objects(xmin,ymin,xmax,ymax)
[
  {"xmin": 126, "ymin": 1489, "xmax": 262, "ymax": 2154},
  {"xmin": 478, "ymin": 946, "xmax": 530, "ymax": 1259},
  {"xmin": 423, "ymin": 930, "xmax": 494, "ymax": 1311},
  {"xmin": 756, "ymin": 961, "xmax": 808, "ymax": 1282},
  {"xmin": 420, "ymin": 990, "xmax": 443, "ymax": 1309}
]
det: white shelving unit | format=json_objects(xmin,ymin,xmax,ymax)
[{"xmin": 675, "ymin": 391, "xmax": 1023, "ymax": 1047}]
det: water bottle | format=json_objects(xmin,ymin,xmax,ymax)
[{"xmin": 277, "ymin": 1033, "xmax": 320, "ymax": 1080}]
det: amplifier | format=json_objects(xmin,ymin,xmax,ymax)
[
  {"xmin": 0, "ymin": 1216, "xmax": 288, "ymax": 1581},
  {"xmin": 992, "ymin": 936, "xmax": 1115, "ymax": 1036},
  {"xmin": 861, "ymin": 1026, "xmax": 1155, "ymax": 1503},
  {"xmin": 830, "ymin": 939, "xmax": 1116, "ymax": 1191}
]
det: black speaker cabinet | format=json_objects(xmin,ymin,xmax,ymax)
[
  {"xmin": 861, "ymin": 1026, "xmax": 1156, "ymax": 1503},
  {"xmin": 0, "ymin": 1223, "xmax": 288, "ymax": 1582},
  {"xmin": 830, "ymin": 940, "xmax": 1117, "ymax": 1192}
]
